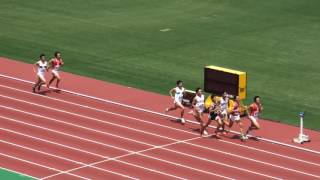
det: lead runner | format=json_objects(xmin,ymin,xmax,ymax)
[
  {"xmin": 245, "ymin": 96, "xmax": 263, "ymax": 138},
  {"xmin": 165, "ymin": 80, "xmax": 186, "ymax": 124},
  {"xmin": 48, "ymin": 51, "xmax": 64, "ymax": 89}
]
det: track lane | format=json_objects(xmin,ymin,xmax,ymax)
[
  {"xmin": 163, "ymin": 142, "xmax": 319, "ymax": 179},
  {"xmin": 0, "ymin": 117, "xmax": 182, "ymax": 180},
  {"xmin": 0, "ymin": 84, "xmax": 195, "ymax": 141},
  {"xmin": 1, "ymin": 77, "xmax": 320, "ymax": 179},
  {"xmin": 0, "ymin": 104, "xmax": 300, "ymax": 179},
  {"xmin": 0, "ymin": 129, "xmax": 102, "ymax": 164},
  {"xmin": 0, "ymin": 95, "xmax": 174, "ymax": 147},
  {"xmin": 1, "ymin": 79, "xmax": 320, "ymax": 165},
  {"xmin": 2, "ymin": 79, "xmax": 320, "ymax": 164},
  {"xmin": 1, "ymin": 83, "xmax": 320, "ymax": 177},
  {"xmin": 0, "ymin": 142, "xmax": 78, "ymax": 171}
]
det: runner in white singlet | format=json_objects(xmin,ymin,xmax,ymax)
[
  {"xmin": 32, "ymin": 54, "xmax": 48, "ymax": 93},
  {"xmin": 166, "ymin": 80, "xmax": 186, "ymax": 124},
  {"xmin": 192, "ymin": 88, "xmax": 207, "ymax": 136},
  {"xmin": 219, "ymin": 92, "xmax": 231, "ymax": 134}
]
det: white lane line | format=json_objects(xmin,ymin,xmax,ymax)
[
  {"xmin": 0, "ymin": 104, "xmax": 142, "ymax": 152},
  {"xmin": 0, "ymin": 114, "xmax": 232, "ymax": 179},
  {"xmin": 41, "ymin": 136, "xmax": 230, "ymax": 180},
  {"xmin": 0, "ymin": 84, "xmax": 196, "ymax": 137},
  {"xmin": 0, "ymin": 112, "xmax": 281, "ymax": 179},
  {"xmin": 0, "ymin": 153, "xmax": 89, "ymax": 180},
  {"xmin": 172, "ymin": 143, "xmax": 320, "ymax": 179},
  {"xmin": 0, "ymin": 118, "xmax": 191, "ymax": 180},
  {"xmin": 1, "ymin": 96, "xmax": 319, "ymax": 178},
  {"xmin": 0, "ymin": 167, "xmax": 39, "ymax": 180},
  {"xmin": 1, "ymin": 127, "xmax": 183, "ymax": 180},
  {"xmin": 0, "ymin": 128, "xmax": 185, "ymax": 180},
  {"xmin": 0, "ymin": 94, "xmax": 176, "ymax": 145},
  {"xmin": 1, "ymin": 84, "xmax": 319, "ymax": 168},
  {"xmin": 0, "ymin": 140, "xmax": 138, "ymax": 180},
  {"xmin": 1, "ymin": 74, "xmax": 319, "ymax": 156}
]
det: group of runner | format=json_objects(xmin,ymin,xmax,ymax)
[
  {"xmin": 166, "ymin": 80, "xmax": 263, "ymax": 141},
  {"xmin": 32, "ymin": 53, "xmax": 262, "ymax": 141},
  {"xmin": 32, "ymin": 51, "xmax": 64, "ymax": 93}
]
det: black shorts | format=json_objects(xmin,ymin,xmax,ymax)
[{"xmin": 209, "ymin": 112, "xmax": 218, "ymax": 121}]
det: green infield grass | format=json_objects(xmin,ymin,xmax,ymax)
[
  {"xmin": 1, "ymin": 0, "xmax": 320, "ymax": 131},
  {"xmin": 0, "ymin": 169, "xmax": 34, "ymax": 180}
]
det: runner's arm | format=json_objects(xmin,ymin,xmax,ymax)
[
  {"xmin": 169, "ymin": 88, "xmax": 175, "ymax": 99},
  {"xmin": 33, "ymin": 62, "xmax": 38, "ymax": 73}
]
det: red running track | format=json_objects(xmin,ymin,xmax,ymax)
[{"xmin": 1, "ymin": 77, "xmax": 320, "ymax": 179}]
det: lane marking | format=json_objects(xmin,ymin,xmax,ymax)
[
  {"xmin": 0, "ymin": 140, "xmax": 137, "ymax": 180},
  {"xmin": 41, "ymin": 136, "xmax": 231, "ymax": 180},
  {"xmin": 0, "ymin": 152, "xmax": 89, "ymax": 180},
  {"xmin": 1, "ymin": 95, "xmax": 320, "ymax": 177},
  {"xmin": 0, "ymin": 126, "xmax": 184, "ymax": 180},
  {"xmin": 0, "ymin": 84, "xmax": 319, "ymax": 168},
  {"xmin": 0, "ymin": 115, "xmax": 233, "ymax": 179},
  {"xmin": 1, "ymin": 73, "xmax": 319, "ymax": 155},
  {"xmin": 0, "ymin": 94, "xmax": 176, "ymax": 146},
  {"xmin": 0, "ymin": 112, "xmax": 282, "ymax": 179},
  {"xmin": 0, "ymin": 101, "xmax": 320, "ymax": 178}
]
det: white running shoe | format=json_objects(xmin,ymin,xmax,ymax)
[
  {"xmin": 180, "ymin": 118, "xmax": 186, "ymax": 124},
  {"xmin": 203, "ymin": 130, "xmax": 208, "ymax": 135},
  {"xmin": 165, "ymin": 108, "xmax": 169, "ymax": 113}
]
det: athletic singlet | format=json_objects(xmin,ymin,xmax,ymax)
[
  {"xmin": 250, "ymin": 103, "xmax": 260, "ymax": 118},
  {"xmin": 209, "ymin": 104, "xmax": 220, "ymax": 120},
  {"xmin": 195, "ymin": 94, "xmax": 205, "ymax": 111},
  {"xmin": 174, "ymin": 87, "xmax": 185, "ymax": 103},
  {"xmin": 37, "ymin": 60, "xmax": 47, "ymax": 75},
  {"xmin": 52, "ymin": 58, "xmax": 62, "ymax": 71},
  {"xmin": 232, "ymin": 101, "xmax": 240, "ymax": 116},
  {"xmin": 220, "ymin": 97, "xmax": 229, "ymax": 111}
]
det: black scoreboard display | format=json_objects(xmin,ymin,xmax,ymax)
[{"xmin": 204, "ymin": 65, "xmax": 247, "ymax": 99}]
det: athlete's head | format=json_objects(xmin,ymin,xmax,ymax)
[
  {"xmin": 213, "ymin": 96, "xmax": 218, "ymax": 104},
  {"xmin": 176, "ymin": 80, "xmax": 183, "ymax": 87},
  {"xmin": 195, "ymin": 87, "xmax": 202, "ymax": 95},
  {"xmin": 54, "ymin": 51, "xmax": 61, "ymax": 59},
  {"xmin": 223, "ymin": 91, "xmax": 228, "ymax": 99},
  {"xmin": 235, "ymin": 96, "xmax": 240, "ymax": 101},
  {"xmin": 254, "ymin": 96, "xmax": 261, "ymax": 104},
  {"xmin": 39, "ymin": 54, "xmax": 45, "ymax": 61},
  {"xmin": 211, "ymin": 94, "xmax": 216, "ymax": 100}
]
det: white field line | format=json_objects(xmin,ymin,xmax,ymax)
[
  {"xmin": 0, "ymin": 152, "xmax": 89, "ymax": 180},
  {"xmin": 0, "ymin": 110, "xmax": 282, "ymax": 180},
  {"xmin": 1, "ymin": 73, "xmax": 319, "ymax": 155},
  {"xmin": 1, "ymin": 84, "xmax": 319, "ymax": 168},
  {"xmin": 0, "ymin": 115, "xmax": 228, "ymax": 180}
]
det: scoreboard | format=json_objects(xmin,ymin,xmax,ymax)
[{"xmin": 204, "ymin": 65, "xmax": 247, "ymax": 100}]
